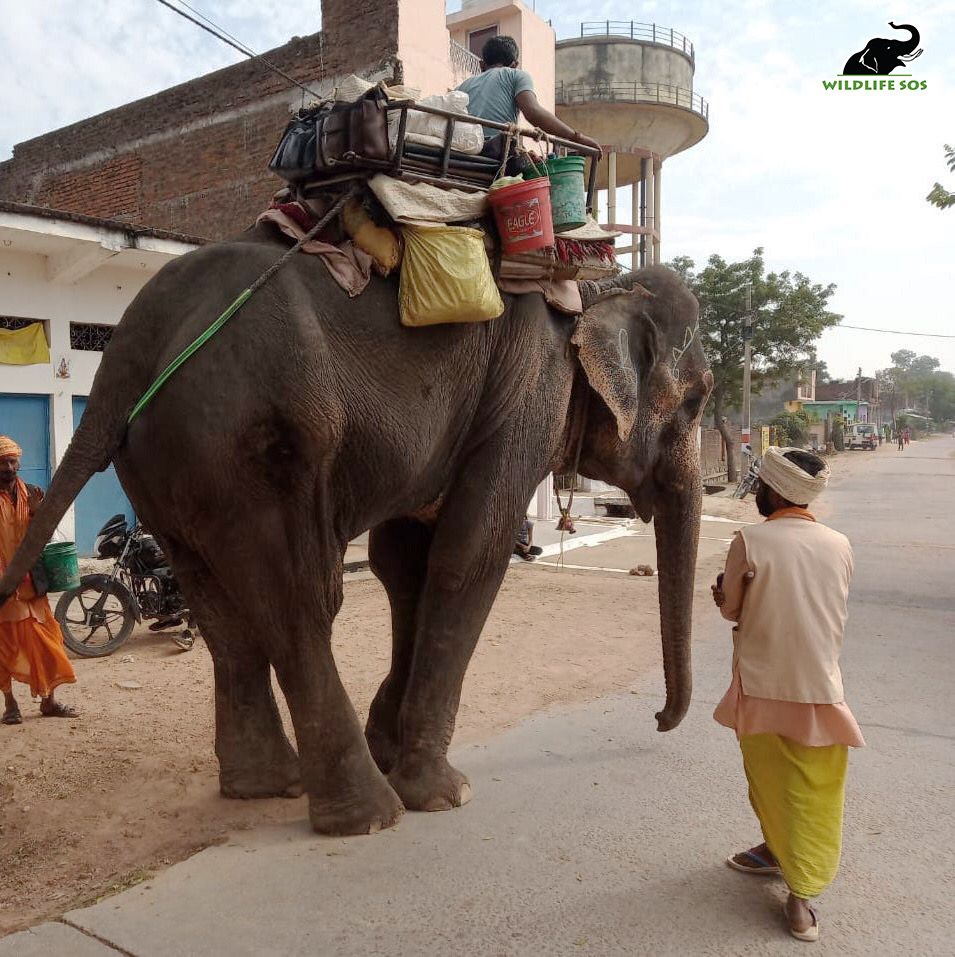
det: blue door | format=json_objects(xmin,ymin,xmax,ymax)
[
  {"xmin": 72, "ymin": 397, "xmax": 135, "ymax": 555},
  {"xmin": 0, "ymin": 394, "xmax": 51, "ymax": 489}
]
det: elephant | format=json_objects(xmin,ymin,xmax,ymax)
[
  {"xmin": 843, "ymin": 22, "xmax": 922, "ymax": 75},
  {"xmin": 0, "ymin": 226, "xmax": 712, "ymax": 836}
]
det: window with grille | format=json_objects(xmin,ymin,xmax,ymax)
[
  {"xmin": 0, "ymin": 315, "xmax": 41, "ymax": 332},
  {"xmin": 69, "ymin": 322, "xmax": 114, "ymax": 352}
]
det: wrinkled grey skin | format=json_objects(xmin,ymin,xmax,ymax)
[{"xmin": 0, "ymin": 226, "xmax": 712, "ymax": 835}]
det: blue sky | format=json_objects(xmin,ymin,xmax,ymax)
[{"xmin": 1, "ymin": 0, "xmax": 953, "ymax": 379}]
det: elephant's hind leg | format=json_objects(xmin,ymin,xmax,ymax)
[
  {"xmin": 218, "ymin": 508, "xmax": 404, "ymax": 836},
  {"xmin": 161, "ymin": 543, "xmax": 301, "ymax": 799},
  {"xmin": 179, "ymin": 509, "xmax": 403, "ymax": 835},
  {"xmin": 365, "ymin": 518, "xmax": 433, "ymax": 773},
  {"xmin": 269, "ymin": 576, "xmax": 405, "ymax": 835}
]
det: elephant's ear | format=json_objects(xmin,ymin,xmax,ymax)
[{"xmin": 571, "ymin": 290, "xmax": 661, "ymax": 441}]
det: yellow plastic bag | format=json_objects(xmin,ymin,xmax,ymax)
[
  {"xmin": 399, "ymin": 225, "xmax": 504, "ymax": 327},
  {"xmin": 342, "ymin": 198, "xmax": 402, "ymax": 276}
]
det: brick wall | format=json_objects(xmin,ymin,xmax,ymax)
[
  {"xmin": 700, "ymin": 425, "xmax": 742, "ymax": 478},
  {"xmin": 35, "ymin": 155, "xmax": 143, "ymax": 221},
  {"xmin": 0, "ymin": 0, "xmax": 402, "ymax": 239}
]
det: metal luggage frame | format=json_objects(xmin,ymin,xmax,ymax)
[{"xmin": 299, "ymin": 99, "xmax": 600, "ymax": 215}]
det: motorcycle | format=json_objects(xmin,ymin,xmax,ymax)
[
  {"xmin": 55, "ymin": 514, "xmax": 200, "ymax": 657},
  {"xmin": 733, "ymin": 455, "xmax": 762, "ymax": 499}
]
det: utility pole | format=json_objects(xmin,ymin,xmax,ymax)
[
  {"xmin": 741, "ymin": 285, "xmax": 753, "ymax": 461},
  {"xmin": 856, "ymin": 366, "xmax": 863, "ymax": 422}
]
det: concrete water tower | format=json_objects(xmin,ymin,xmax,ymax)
[{"xmin": 556, "ymin": 21, "xmax": 709, "ymax": 266}]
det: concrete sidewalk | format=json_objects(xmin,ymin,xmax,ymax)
[{"xmin": 6, "ymin": 440, "xmax": 953, "ymax": 955}]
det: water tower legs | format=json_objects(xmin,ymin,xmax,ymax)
[
  {"xmin": 600, "ymin": 149, "xmax": 663, "ymax": 269},
  {"xmin": 652, "ymin": 158, "xmax": 662, "ymax": 265}
]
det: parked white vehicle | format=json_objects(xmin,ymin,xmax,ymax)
[{"xmin": 847, "ymin": 423, "xmax": 878, "ymax": 450}]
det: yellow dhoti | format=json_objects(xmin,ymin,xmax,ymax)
[{"xmin": 740, "ymin": 733, "xmax": 847, "ymax": 899}]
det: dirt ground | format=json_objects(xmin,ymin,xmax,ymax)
[{"xmin": 0, "ymin": 445, "xmax": 880, "ymax": 936}]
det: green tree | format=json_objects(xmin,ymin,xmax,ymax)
[
  {"xmin": 669, "ymin": 248, "xmax": 841, "ymax": 481},
  {"xmin": 926, "ymin": 144, "xmax": 955, "ymax": 210},
  {"xmin": 877, "ymin": 350, "xmax": 940, "ymax": 409},
  {"xmin": 770, "ymin": 409, "xmax": 814, "ymax": 446}
]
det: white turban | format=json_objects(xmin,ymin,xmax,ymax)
[{"xmin": 759, "ymin": 447, "xmax": 830, "ymax": 505}]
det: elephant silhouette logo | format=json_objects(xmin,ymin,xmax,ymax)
[{"xmin": 843, "ymin": 22, "xmax": 922, "ymax": 75}]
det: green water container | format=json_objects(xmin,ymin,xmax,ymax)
[
  {"xmin": 526, "ymin": 156, "xmax": 587, "ymax": 233},
  {"xmin": 42, "ymin": 542, "xmax": 81, "ymax": 591}
]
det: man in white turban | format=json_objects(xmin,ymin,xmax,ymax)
[{"xmin": 711, "ymin": 448, "xmax": 863, "ymax": 942}]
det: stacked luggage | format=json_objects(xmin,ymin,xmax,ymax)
[{"xmin": 267, "ymin": 79, "xmax": 617, "ymax": 327}]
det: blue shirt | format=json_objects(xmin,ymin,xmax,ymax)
[{"xmin": 457, "ymin": 67, "xmax": 535, "ymax": 140}]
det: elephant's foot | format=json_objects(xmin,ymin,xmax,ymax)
[
  {"xmin": 365, "ymin": 718, "xmax": 401, "ymax": 775},
  {"xmin": 307, "ymin": 776, "xmax": 405, "ymax": 836},
  {"xmin": 219, "ymin": 758, "xmax": 303, "ymax": 800},
  {"xmin": 388, "ymin": 757, "xmax": 472, "ymax": 812}
]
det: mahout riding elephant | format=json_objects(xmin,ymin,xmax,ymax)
[
  {"xmin": 0, "ymin": 226, "xmax": 712, "ymax": 835},
  {"xmin": 842, "ymin": 22, "xmax": 922, "ymax": 75}
]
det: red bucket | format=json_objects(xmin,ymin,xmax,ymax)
[{"xmin": 488, "ymin": 178, "xmax": 554, "ymax": 254}]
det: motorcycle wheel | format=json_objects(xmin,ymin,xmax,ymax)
[{"xmin": 55, "ymin": 579, "xmax": 137, "ymax": 657}]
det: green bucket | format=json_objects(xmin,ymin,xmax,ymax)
[
  {"xmin": 526, "ymin": 156, "xmax": 587, "ymax": 233},
  {"xmin": 42, "ymin": 542, "xmax": 81, "ymax": 592}
]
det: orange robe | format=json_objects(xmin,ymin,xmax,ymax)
[{"xmin": 0, "ymin": 479, "xmax": 76, "ymax": 698}]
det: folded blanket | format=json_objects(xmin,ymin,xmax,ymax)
[{"xmin": 256, "ymin": 204, "xmax": 374, "ymax": 298}]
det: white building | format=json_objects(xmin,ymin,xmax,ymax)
[{"xmin": 0, "ymin": 202, "xmax": 199, "ymax": 552}]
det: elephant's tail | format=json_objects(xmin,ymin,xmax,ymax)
[{"xmin": 0, "ymin": 362, "xmax": 133, "ymax": 608}]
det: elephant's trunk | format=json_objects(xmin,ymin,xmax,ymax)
[
  {"xmin": 888, "ymin": 22, "xmax": 920, "ymax": 55},
  {"xmin": 647, "ymin": 451, "xmax": 702, "ymax": 732}
]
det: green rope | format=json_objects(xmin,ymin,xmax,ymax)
[
  {"xmin": 128, "ymin": 288, "xmax": 252, "ymax": 423},
  {"xmin": 127, "ymin": 188, "xmax": 358, "ymax": 425}
]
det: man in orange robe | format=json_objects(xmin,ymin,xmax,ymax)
[{"xmin": 0, "ymin": 435, "xmax": 78, "ymax": 724}]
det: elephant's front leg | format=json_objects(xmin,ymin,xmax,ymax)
[
  {"xmin": 365, "ymin": 518, "xmax": 433, "ymax": 774},
  {"xmin": 387, "ymin": 458, "xmax": 531, "ymax": 811}
]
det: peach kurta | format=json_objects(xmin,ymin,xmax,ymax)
[
  {"xmin": 0, "ymin": 480, "xmax": 76, "ymax": 698},
  {"xmin": 713, "ymin": 508, "xmax": 864, "ymax": 748}
]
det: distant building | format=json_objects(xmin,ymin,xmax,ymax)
[{"xmin": 786, "ymin": 374, "xmax": 882, "ymax": 426}]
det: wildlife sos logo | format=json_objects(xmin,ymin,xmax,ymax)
[{"xmin": 823, "ymin": 22, "xmax": 926, "ymax": 91}]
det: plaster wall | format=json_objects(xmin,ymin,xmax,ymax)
[
  {"xmin": 448, "ymin": 0, "xmax": 555, "ymax": 111},
  {"xmin": 556, "ymin": 38, "xmax": 694, "ymax": 92},
  {"xmin": 1, "ymin": 241, "xmax": 189, "ymax": 538},
  {"xmin": 398, "ymin": 0, "xmax": 453, "ymax": 94}
]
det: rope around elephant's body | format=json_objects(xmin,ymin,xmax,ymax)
[{"xmin": 126, "ymin": 187, "xmax": 359, "ymax": 425}]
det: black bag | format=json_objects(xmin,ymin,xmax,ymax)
[
  {"xmin": 268, "ymin": 116, "xmax": 317, "ymax": 181},
  {"xmin": 269, "ymin": 89, "xmax": 391, "ymax": 183}
]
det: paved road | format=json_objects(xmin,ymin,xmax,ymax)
[{"xmin": 5, "ymin": 438, "xmax": 953, "ymax": 955}]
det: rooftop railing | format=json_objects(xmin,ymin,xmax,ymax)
[
  {"xmin": 449, "ymin": 39, "xmax": 481, "ymax": 78},
  {"xmin": 575, "ymin": 21, "xmax": 695, "ymax": 61},
  {"xmin": 556, "ymin": 80, "xmax": 709, "ymax": 121}
]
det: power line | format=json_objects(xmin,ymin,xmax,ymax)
[
  {"xmin": 152, "ymin": 0, "xmax": 322, "ymax": 101},
  {"xmin": 837, "ymin": 324, "xmax": 955, "ymax": 339}
]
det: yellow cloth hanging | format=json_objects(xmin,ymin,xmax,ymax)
[
  {"xmin": 740, "ymin": 733, "xmax": 848, "ymax": 899},
  {"xmin": 0, "ymin": 323, "xmax": 50, "ymax": 365}
]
